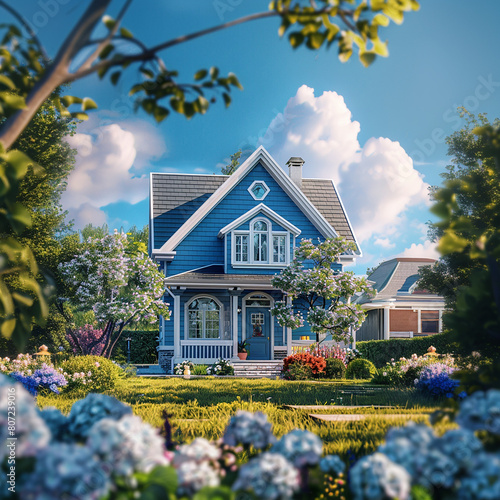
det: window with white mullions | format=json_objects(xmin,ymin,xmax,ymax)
[
  {"xmin": 187, "ymin": 297, "xmax": 221, "ymax": 339},
  {"xmin": 273, "ymin": 235, "xmax": 286, "ymax": 263},
  {"xmin": 235, "ymin": 234, "xmax": 248, "ymax": 262},
  {"xmin": 253, "ymin": 220, "xmax": 268, "ymax": 262}
]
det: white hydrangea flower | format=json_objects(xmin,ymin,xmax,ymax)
[
  {"xmin": 0, "ymin": 375, "xmax": 50, "ymax": 459},
  {"xmin": 176, "ymin": 459, "xmax": 220, "ymax": 496},
  {"xmin": 271, "ymin": 429, "xmax": 322, "ymax": 468},
  {"xmin": 174, "ymin": 437, "xmax": 221, "ymax": 465},
  {"xmin": 456, "ymin": 389, "xmax": 500, "ymax": 435},
  {"xmin": 223, "ymin": 410, "xmax": 276, "ymax": 449},
  {"xmin": 233, "ymin": 452, "xmax": 299, "ymax": 500},
  {"xmin": 350, "ymin": 452, "xmax": 411, "ymax": 500},
  {"xmin": 87, "ymin": 415, "xmax": 169, "ymax": 476}
]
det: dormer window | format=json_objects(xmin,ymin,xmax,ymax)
[
  {"xmin": 248, "ymin": 181, "xmax": 270, "ymax": 201},
  {"xmin": 232, "ymin": 216, "xmax": 289, "ymax": 267}
]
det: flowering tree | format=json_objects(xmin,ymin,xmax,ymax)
[
  {"xmin": 271, "ymin": 237, "xmax": 371, "ymax": 343},
  {"xmin": 59, "ymin": 232, "xmax": 169, "ymax": 358},
  {"xmin": 66, "ymin": 324, "xmax": 106, "ymax": 357}
]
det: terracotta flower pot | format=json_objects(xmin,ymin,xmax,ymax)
[{"xmin": 237, "ymin": 352, "xmax": 248, "ymax": 360}]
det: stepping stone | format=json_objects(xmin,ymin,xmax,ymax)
[
  {"xmin": 283, "ymin": 405, "xmax": 396, "ymax": 410},
  {"xmin": 309, "ymin": 413, "xmax": 428, "ymax": 423}
]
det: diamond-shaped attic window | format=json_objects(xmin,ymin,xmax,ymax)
[{"xmin": 248, "ymin": 181, "xmax": 270, "ymax": 201}]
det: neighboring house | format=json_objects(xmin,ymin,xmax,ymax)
[
  {"xmin": 150, "ymin": 146, "xmax": 360, "ymax": 373},
  {"xmin": 354, "ymin": 258, "xmax": 445, "ymax": 341}
]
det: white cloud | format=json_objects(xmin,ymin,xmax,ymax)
[
  {"xmin": 260, "ymin": 86, "xmax": 430, "ymax": 244},
  {"xmin": 66, "ymin": 203, "xmax": 107, "ymax": 231},
  {"xmin": 62, "ymin": 118, "xmax": 166, "ymax": 228},
  {"xmin": 373, "ymin": 237, "xmax": 396, "ymax": 249},
  {"xmin": 399, "ymin": 240, "xmax": 440, "ymax": 260}
]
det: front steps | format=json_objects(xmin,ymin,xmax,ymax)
[{"xmin": 233, "ymin": 360, "xmax": 283, "ymax": 378}]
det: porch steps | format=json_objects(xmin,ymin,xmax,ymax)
[{"xmin": 233, "ymin": 360, "xmax": 283, "ymax": 378}]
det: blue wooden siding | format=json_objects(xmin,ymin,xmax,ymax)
[{"xmin": 166, "ymin": 162, "xmax": 325, "ymax": 276}]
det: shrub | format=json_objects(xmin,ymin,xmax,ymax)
[
  {"xmin": 174, "ymin": 360, "xmax": 194, "ymax": 375},
  {"xmin": 283, "ymin": 353, "xmax": 326, "ymax": 376},
  {"xmin": 345, "ymin": 359, "xmax": 376, "ymax": 380},
  {"xmin": 282, "ymin": 363, "xmax": 313, "ymax": 380},
  {"xmin": 207, "ymin": 359, "xmax": 234, "ymax": 376},
  {"xmin": 357, "ymin": 332, "xmax": 461, "ymax": 368},
  {"xmin": 112, "ymin": 330, "xmax": 158, "ymax": 364},
  {"xmin": 325, "ymin": 358, "xmax": 346, "ymax": 379},
  {"xmin": 192, "ymin": 364, "xmax": 209, "ymax": 375},
  {"xmin": 61, "ymin": 356, "xmax": 122, "ymax": 393}
]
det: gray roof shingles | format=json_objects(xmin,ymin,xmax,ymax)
[{"xmin": 151, "ymin": 173, "xmax": 355, "ymax": 249}]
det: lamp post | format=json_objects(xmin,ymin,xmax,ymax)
[{"xmin": 126, "ymin": 337, "xmax": 131, "ymax": 364}]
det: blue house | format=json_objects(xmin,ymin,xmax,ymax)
[{"xmin": 150, "ymin": 147, "xmax": 360, "ymax": 373}]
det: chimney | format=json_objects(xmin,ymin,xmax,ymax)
[{"xmin": 286, "ymin": 156, "xmax": 305, "ymax": 188}]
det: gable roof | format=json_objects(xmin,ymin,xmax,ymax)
[
  {"xmin": 150, "ymin": 147, "xmax": 360, "ymax": 257},
  {"xmin": 218, "ymin": 203, "xmax": 301, "ymax": 238},
  {"xmin": 357, "ymin": 257, "xmax": 439, "ymax": 304}
]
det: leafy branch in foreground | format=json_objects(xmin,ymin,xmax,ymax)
[{"xmin": 0, "ymin": 0, "xmax": 419, "ymax": 150}]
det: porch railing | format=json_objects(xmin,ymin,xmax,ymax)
[{"xmin": 180, "ymin": 340, "xmax": 233, "ymax": 361}]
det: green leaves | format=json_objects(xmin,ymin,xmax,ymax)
[{"xmin": 271, "ymin": 0, "xmax": 419, "ymax": 66}]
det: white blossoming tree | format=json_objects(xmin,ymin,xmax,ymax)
[
  {"xmin": 59, "ymin": 232, "xmax": 169, "ymax": 358},
  {"xmin": 271, "ymin": 237, "xmax": 371, "ymax": 343}
]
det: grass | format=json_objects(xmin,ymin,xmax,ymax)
[{"xmin": 37, "ymin": 377, "xmax": 455, "ymax": 458}]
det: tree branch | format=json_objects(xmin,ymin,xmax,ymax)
[{"xmin": 0, "ymin": 1, "xmax": 49, "ymax": 62}]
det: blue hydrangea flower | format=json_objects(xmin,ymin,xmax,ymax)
[
  {"xmin": 378, "ymin": 422, "xmax": 435, "ymax": 476},
  {"xmin": 10, "ymin": 364, "xmax": 67, "ymax": 396},
  {"xmin": 0, "ymin": 375, "xmax": 51, "ymax": 459},
  {"xmin": 320, "ymin": 454, "xmax": 345, "ymax": 476},
  {"xmin": 435, "ymin": 428, "xmax": 483, "ymax": 471},
  {"xmin": 456, "ymin": 389, "xmax": 500, "ymax": 435},
  {"xmin": 87, "ymin": 415, "xmax": 169, "ymax": 476},
  {"xmin": 38, "ymin": 407, "xmax": 71, "ymax": 442},
  {"xmin": 456, "ymin": 452, "xmax": 500, "ymax": 499},
  {"xmin": 176, "ymin": 460, "xmax": 220, "ymax": 497},
  {"xmin": 350, "ymin": 452, "xmax": 411, "ymax": 500},
  {"xmin": 415, "ymin": 448, "xmax": 459, "ymax": 489},
  {"xmin": 67, "ymin": 393, "xmax": 132, "ymax": 440},
  {"xmin": 271, "ymin": 429, "xmax": 323, "ymax": 468},
  {"xmin": 22, "ymin": 443, "xmax": 110, "ymax": 500},
  {"xmin": 416, "ymin": 363, "xmax": 459, "ymax": 398},
  {"xmin": 233, "ymin": 452, "xmax": 299, "ymax": 500},
  {"xmin": 223, "ymin": 410, "xmax": 276, "ymax": 449}
]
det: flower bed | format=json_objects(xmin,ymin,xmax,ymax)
[{"xmin": 3, "ymin": 372, "xmax": 500, "ymax": 499}]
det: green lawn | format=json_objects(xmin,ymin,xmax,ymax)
[{"xmin": 38, "ymin": 377, "xmax": 455, "ymax": 458}]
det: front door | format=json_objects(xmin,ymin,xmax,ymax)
[{"xmin": 246, "ymin": 307, "xmax": 270, "ymax": 360}]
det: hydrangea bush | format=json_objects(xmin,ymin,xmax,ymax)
[
  {"xmin": 174, "ymin": 360, "xmax": 194, "ymax": 375},
  {"xmin": 3, "ymin": 373, "xmax": 500, "ymax": 499},
  {"xmin": 10, "ymin": 364, "xmax": 68, "ymax": 395},
  {"xmin": 206, "ymin": 359, "xmax": 234, "ymax": 376}
]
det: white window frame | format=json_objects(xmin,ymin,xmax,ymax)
[
  {"xmin": 184, "ymin": 295, "xmax": 223, "ymax": 340},
  {"xmin": 231, "ymin": 217, "xmax": 290, "ymax": 268},
  {"xmin": 248, "ymin": 180, "xmax": 270, "ymax": 201}
]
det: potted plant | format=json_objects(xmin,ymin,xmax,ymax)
[{"xmin": 237, "ymin": 341, "xmax": 249, "ymax": 360}]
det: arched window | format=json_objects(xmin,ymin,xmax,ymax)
[
  {"xmin": 253, "ymin": 219, "xmax": 268, "ymax": 262},
  {"xmin": 187, "ymin": 297, "xmax": 220, "ymax": 339}
]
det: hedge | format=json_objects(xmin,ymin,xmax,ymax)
[
  {"xmin": 356, "ymin": 332, "xmax": 464, "ymax": 368},
  {"xmin": 112, "ymin": 330, "xmax": 158, "ymax": 364}
]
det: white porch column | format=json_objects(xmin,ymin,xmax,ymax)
[
  {"xmin": 232, "ymin": 294, "xmax": 239, "ymax": 360},
  {"xmin": 173, "ymin": 293, "xmax": 181, "ymax": 360},
  {"xmin": 417, "ymin": 309, "xmax": 422, "ymax": 334},
  {"xmin": 383, "ymin": 306, "xmax": 390, "ymax": 340},
  {"xmin": 286, "ymin": 295, "xmax": 293, "ymax": 355},
  {"xmin": 438, "ymin": 309, "xmax": 443, "ymax": 333}
]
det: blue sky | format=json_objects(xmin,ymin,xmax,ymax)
[{"xmin": 11, "ymin": 1, "xmax": 500, "ymax": 274}]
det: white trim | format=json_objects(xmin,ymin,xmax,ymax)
[
  {"xmin": 174, "ymin": 294, "xmax": 181, "ymax": 359},
  {"xmin": 383, "ymin": 307, "xmax": 390, "ymax": 340},
  {"xmin": 184, "ymin": 294, "xmax": 224, "ymax": 340},
  {"xmin": 242, "ymin": 291, "xmax": 274, "ymax": 360},
  {"xmin": 248, "ymin": 180, "xmax": 270, "ymax": 201},
  {"xmin": 230, "ymin": 215, "xmax": 291, "ymax": 268},
  {"xmin": 286, "ymin": 296, "xmax": 292, "ymax": 355},
  {"xmin": 218, "ymin": 203, "xmax": 301, "ymax": 238},
  {"xmin": 330, "ymin": 180, "xmax": 362, "ymax": 257},
  {"xmin": 157, "ymin": 146, "xmax": 337, "ymax": 254},
  {"xmin": 231, "ymin": 295, "xmax": 239, "ymax": 360},
  {"xmin": 149, "ymin": 172, "xmax": 154, "ymax": 255},
  {"xmin": 165, "ymin": 281, "xmax": 275, "ymax": 289}
]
